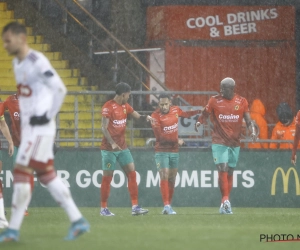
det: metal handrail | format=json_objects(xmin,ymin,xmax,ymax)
[{"xmin": 51, "ymin": 0, "xmax": 150, "ymax": 90}]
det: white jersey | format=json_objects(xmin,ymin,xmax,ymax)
[{"xmin": 13, "ymin": 49, "xmax": 67, "ymax": 138}]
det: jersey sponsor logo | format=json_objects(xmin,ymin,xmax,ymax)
[
  {"xmin": 163, "ymin": 123, "xmax": 178, "ymax": 133},
  {"xmin": 112, "ymin": 119, "xmax": 127, "ymax": 127},
  {"xmin": 218, "ymin": 114, "xmax": 240, "ymax": 122},
  {"xmin": 102, "ymin": 108, "xmax": 109, "ymax": 115},
  {"xmin": 17, "ymin": 84, "xmax": 32, "ymax": 97},
  {"xmin": 14, "ymin": 112, "xmax": 20, "ymax": 120}
]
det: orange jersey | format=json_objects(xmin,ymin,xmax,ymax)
[
  {"xmin": 199, "ymin": 94, "xmax": 249, "ymax": 147},
  {"xmin": 151, "ymin": 106, "xmax": 200, "ymax": 152},
  {"xmin": 0, "ymin": 94, "xmax": 21, "ymax": 147},
  {"xmin": 269, "ymin": 118, "xmax": 300, "ymax": 149},
  {"xmin": 100, "ymin": 100, "xmax": 134, "ymax": 151}
]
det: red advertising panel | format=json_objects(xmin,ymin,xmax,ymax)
[
  {"xmin": 147, "ymin": 6, "xmax": 295, "ymax": 41},
  {"xmin": 165, "ymin": 41, "xmax": 296, "ymax": 122}
]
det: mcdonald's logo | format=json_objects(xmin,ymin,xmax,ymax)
[{"xmin": 271, "ymin": 167, "xmax": 300, "ymax": 195}]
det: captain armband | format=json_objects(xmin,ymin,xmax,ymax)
[{"xmin": 0, "ymin": 115, "xmax": 4, "ymax": 121}]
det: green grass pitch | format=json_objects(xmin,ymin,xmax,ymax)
[{"xmin": 0, "ymin": 207, "xmax": 299, "ymax": 250}]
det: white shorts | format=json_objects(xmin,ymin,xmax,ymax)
[{"xmin": 16, "ymin": 135, "xmax": 54, "ymax": 169}]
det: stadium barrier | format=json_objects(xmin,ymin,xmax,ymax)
[{"xmin": 1, "ymin": 148, "xmax": 298, "ymax": 208}]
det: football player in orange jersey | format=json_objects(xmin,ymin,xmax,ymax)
[
  {"xmin": 151, "ymin": 94, "xmax": 201, "ymax": 214},
  {"xmin": 100, "ymin": 82, "xmax": 154, "ymax": 216},
  {"xmin": 195, "ymin": 77, "xmax": 257, "ymax": 214}
]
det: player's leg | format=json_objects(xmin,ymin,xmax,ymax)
[
  {"xmin": 212, "ymin": 144, "xmax": 230, "ymax": 214},
  {"xmin": 168, "ymin": 153, "xmax": 179, "ymax": 204},
  {"xmin": 13, "ymin": 146, "xmax": 30, "ymax": 216},
  {"xmin": 0, "ymin": 164, "xmax": 32, "ymax": 242},
  {"xmin": 225, "ymin": 146, "xmax": 240, "ymax": 214},
  {"xmin": 0, "ymin": 141, "xmax": 34, "ymax": 243},
  {"xmin": 100, "ymin": 150, "xmax": 116, "ymax": 216},
  {"xmin": 167, "ymin": 152, "xmax": 179, "ymax": 214},
  {"xmin": 227, "ymin": 167, "xmax": 234, "ymax": 199},
  {"xmin": 31, "ymin": 136, "xmax": 89, "ymax": 240},
  {"xmin": 120, "ymin": 149, "xmax": 148, "ymax": 216},
  {"xmin": 0, "ymin": 150, "xmax": 9, "ymax": 228},
  {"xmin": 156, "ymin": 153, "xmax": 170, "ymax": 209}
]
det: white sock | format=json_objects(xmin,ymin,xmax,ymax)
[
  {"xmin": 9, "ymin": 183, "xmax": 31, "ymax": 230},
  {"xmin": 0, "ymin": 198, "xmax": 7, "ymax": 220},
  {"xmin": 46, "ymin": 176, "xmax": 82, "ymax": 223}
]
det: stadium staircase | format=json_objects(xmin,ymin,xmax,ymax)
[{"xmin": 0, "ymin": 2, "xmax": 146, "ymax": 148}]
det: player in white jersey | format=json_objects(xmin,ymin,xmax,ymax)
[{"xmin": 0, "ymin": 22, "xmax": 90, "ymax": 242}]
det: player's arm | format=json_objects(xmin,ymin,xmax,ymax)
[
  {"xmin": 195, "ymin": 108, "xmax": 210, "ymax": 132},
  {"xmin": 179, "ymin": 109, "xmax": 201, "ymax": 118},
  {"xmin": 0, "ymin": 116, "xmax": 13, "ymax": 156},
  {"xmin": 291, "ymin": 113, "xmax": 300, "ymax": 165},
  {"xmin": 150, "ymin": 112, "xmax": 162, "ymax": 141},
  {"xmin": 244, "ymin": 112, "xmax": 258, "ymax": 142},
  {"xmin": 130, "ymin": 111, "xmax": 154, "ymax": 124},
  {"xmin": 291, "ymin": 124, "xmax": 300, "ymax": 165},
  {"xmin": 30, "ymin": 59, "xmax": 67, "ymax": 126},
  {"xmin": 101, "ymin": 117, "xmax": 122, "ymax": 151}
]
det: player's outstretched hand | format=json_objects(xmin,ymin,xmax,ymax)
[
  {"xmin": 111, "ymin": 143, "xmax": 122, "ymax": 151},
  {"xmin": 30, "ymin": 112, "xmax": 50, "ymax": 126},
  {"xmin": 8, "ymin": 142, "xmax": 14, "ymax": 157},
  {"xmin": 291, "ymin": 155, "xmax": 297, "ymax": 166},
  {"xmin": 178, "ymin": 139, "xmax": 185, "ymax": 146},
  {"xmin": 194, "ymin": 122, "xmax": 201, "ymax": 132},
  {"xmin": 146, "ymin": 115, "xmax": 155, "ymax": 125}
]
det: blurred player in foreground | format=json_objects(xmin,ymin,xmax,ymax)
[
  {"xmin": 0, "ymin": 109, "xmax": 14, "ymax": 228},
  {"xmin": 195, "ymin": 77, "xmax": 257, "ymax": 214},
  {"xmin": 150, "ymin": 94, "xmax": 201, "ymax": 214},
  {"xmin": 0, "ymin": 93, "xmax": 32, "ymax": 216},
  {"xmin": 0, "ymin": 22, "xmax": 89, "ymax": 242},
  {"xmin": 291, "ymin": 110, "xmax": 300, "ymax": 166},
  {"xmin": 100, "ymin": 82, "xmax": 152, "ymax": 216}
]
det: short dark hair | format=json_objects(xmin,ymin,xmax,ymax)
[
  {"xmin": 2, "ymin": 22, "xmax": 27, "ymax": 36},
  {"xmin": 158, "ymin": 93, "xmax": 171, "ymax": 100},
  {"xmin": 115, "ymin": 82, "xmax": 131, "ymax": 95}
]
